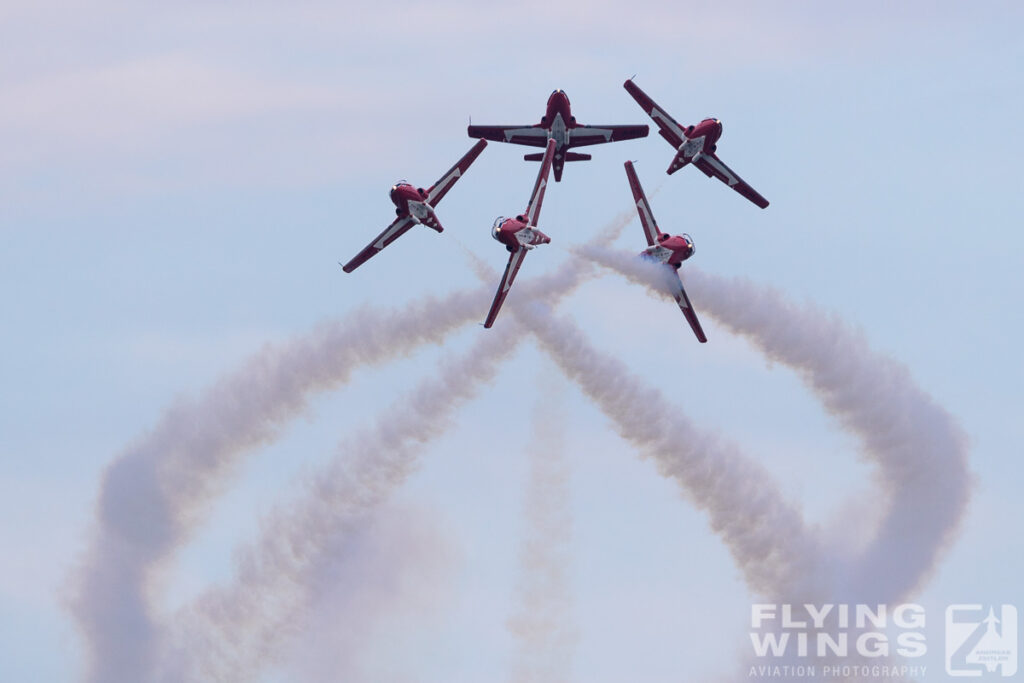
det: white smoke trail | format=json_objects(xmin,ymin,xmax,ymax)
[
  {"xmin": 69, "ymin": 286, "xmax": 492, "ymax": 683},
  {"xmin": 502, "ymin": 297, "xmax": 823, "ymax": 600},
  {"xmin": 505, "ymin": 298, "xmax": 878, "ymax": 683},
  {"xmin": 574, "ymin": 245, "xmax": 971, "ymax": 604},
  {"xmin": 686, "ymin": 266, "xmax": 971, "ymax": 603},
  {"xmin": 575, "ymin": 246, "xmax": 968, "ymax": 681},
  {"xmin": 690, "ymin": 270, "xmax": 969, "ymax": 603},
  {"xmin": 507, "ymin": 370, "xmax": 577, "ymax": 683},
  {"xmin": 456, "ymin": 234, "xmax": 826, "ymax": 598},
  {"xmin": 157, "ymin": 322, "xmax": 525, "ymax": 682},
  {"xmin": 277, "ymin": 504, "xmax": 457, "ymax": 683},
  {"xmin": 146, "ymin": 207, "xmax": 639, "ymax": 682}
]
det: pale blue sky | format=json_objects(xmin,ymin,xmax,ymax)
[{"xmin": 1, "ymin": 2, "xmax": 1022, "ymax": 681}]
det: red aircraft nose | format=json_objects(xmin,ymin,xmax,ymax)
[{"xmin": 547, "ymin": 89, "xmax": 569, "ymax": 105}]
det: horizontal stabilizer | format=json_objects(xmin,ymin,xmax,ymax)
[{"xmin": 524, "ymin": 152, "xmax": 591, "ymax": 162}]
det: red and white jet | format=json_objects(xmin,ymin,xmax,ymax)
[
  {"xmin": 624, "ymin": 160, "xmax": 707, "ymax": 343},
  {"xmin": 468, "ymin": 89, "xmax": 648, "ymax": 182},
  {"xmin": 483, "ymin": 138, "xmax": 556, "ymax": 328},
  {"xmin": 623, "ymin": 79, "xmax": 769, "ymax": 209},
  {"xmin": 341, "ymin": 139, "xmax": 487, "ymax": 273}
]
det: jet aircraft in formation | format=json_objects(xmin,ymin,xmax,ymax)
[
  {"xmin": 341, "ymin": 82, "xmax": 770, "ymax": 336},
  {"xmin": 484, "ymin": 139, "xmax": 556, "ymax": 328},
  {"xmin": 624, "ymin": 160, "xmax": 706, "ymax": 343},
  {"xmin": 341, "ymin": 139, "xmax": 488, "ymax": 273},
  {"xmin": 624, "ymin": 79, "xmax": 769, "ymax": 209}
]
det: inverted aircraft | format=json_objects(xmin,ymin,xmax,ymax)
[
  {"xmin": 623, "ymin": 79, "xmax": 769, "ymax": 209},
  {"xmin": 624, "ymin": 160, "xmax": 707, "ymax": 342},
  {"xmin": 341, "ymin": 139, "xmax": 488, "ymax": 273},
  {"xmin": 468, "ymin": 89, "xmax": 648, "ymax": 182},
  {"xmin": 483, "ymin": 138, "xmax": 557, "ymax": 328}
]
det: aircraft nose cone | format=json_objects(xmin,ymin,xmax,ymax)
[{"xmin": 549, "ymin": 90, "xmax": 569, "ymax": 105}]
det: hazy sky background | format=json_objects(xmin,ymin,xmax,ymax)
[{"xmin": 2, "ymin": 2, "xmax": 1022, "ymax": 681}]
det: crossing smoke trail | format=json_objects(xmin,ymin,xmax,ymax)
[
  {"xmin": 156, "ymin": 210, "xmax": 638, "ymax": 682},
  {"xmin": 132, "ymin": 219, "xmax": 963, "ymax": 683},
  {"xmin": 460, "ymin": 236, "xmax": 827, "ymax": 600},
  {"xmin": 158, "ymin": 323, "xmax": 524, "ymax": 682},
  {"xmin": 508, "ymin": 297, "xmax": 824, "ymax": 600},
  {"xmin": 574, "ymin": 245, "xmax": 971, "ymax": 603},
  {"xmin": 72, "ymin": 207, "xmax": 639, "ymax": 682},
  {"xmin": 164, "ymin": 212, "xmax": 641, "ymax": 680},
  {"xmin": 508, "ymin": 298, "xmax": 919, "ymax": 683},
  {"xmin": 464, "ymin": 246, "xmax": 954, "ymax": 683},
  {"xmin": 507, "ymin": 372, "xmax": 577, "ymax": 683}
]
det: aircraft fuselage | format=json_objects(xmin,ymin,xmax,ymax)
[
  {"xmin": 389, "ymin": 182, "xmax": 438, "ymax": 230},
  {"xmin": 677, "ymin": 118, "xmax": 723, "ymax": 158},
  {"xmin": 642, "ymin": 233, "xmax": 695, "ymax": 268},
  {"xmin": 492, "ymin": 216, "xmax": 551, "ymax": 251}
]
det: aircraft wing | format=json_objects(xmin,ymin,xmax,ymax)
[
  {"xmin": 670, "ymin": 268, "xmax": 708, "ymax": 343},
  {"xmin": 624, "ymin": 161, "xmax": 661, "ymax": 246},
  {"xmin": 523, "ymin": 138, "xmax": 556, "ymax": 226},
  {"xmin": 468, "ymin": 124, "xmax": 549, "ymax": 148},
  {"xmin": 340, "ymin": 215, "xmax": 417, "ymax": 273},
  {"xmin": 426, "ymin": 139, "xmax": 487, "ymax": 206},
  {"xmin": 567, "ymin": 124, "xmax": 648, "ymax": 147},
  {"xmin": 483, "ymin": 247, "xmax": 528, "ymax": 328},
  {"xmin": 623, "ymin": 79, "xmax": 688, "ymax": 149},
  {"xmin": 692, "ymin": 153, "xmax": 769, "ymax": 209}
]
